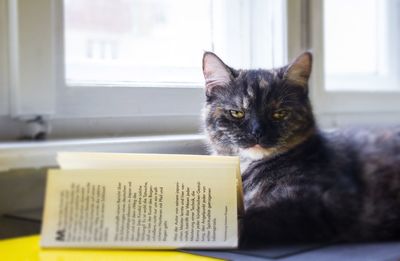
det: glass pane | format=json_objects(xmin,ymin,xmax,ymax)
[
  {"xmin": 323, "ymin": 0, "xmax": 398, "ymax": 91},
  {"xmin": 64, "ymin": 0, "xmax": 213, "ymax": 85}
]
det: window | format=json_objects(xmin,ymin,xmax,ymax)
[
  {"xmin": 64, "ymin": 0, "xmax": 288, "ymax": 86},
  {"xmin": 324, "ymin": 0, "xmax": 399, "ymax": 92},
  {"xmin": 4, "ymin": 0, "xmax": 398, "ymax": 141},
  {"xmin": 64, "ymin": 0, "xmax": 213, "ymax": 85},
  {"xmin": 288, "ymin": 0, "xmax": 400, "ymax": 126},
  {"xmin": 2, "ymin": 0, "xmax": 287, "ymax": 139}
]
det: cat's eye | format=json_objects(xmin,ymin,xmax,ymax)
[
  {"xmin": 272, "ymin": 110, "xmax": 289, "ymax": 120},
  {"xmin": 230, "ymin": 110, "xmax": 245, "ymax": 119}
]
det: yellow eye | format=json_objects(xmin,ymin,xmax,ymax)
[
  {"xmin": 272, "ymin": 110, "xmax": 289, "ymax": 120},
  {"xmin": 230, "ymin": 110, "xmax": 245, "ymax": 119}
]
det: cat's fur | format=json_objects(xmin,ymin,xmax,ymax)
[{"xmin": 202, "ymin": 51, "xmax": 400, "ymax": 244}]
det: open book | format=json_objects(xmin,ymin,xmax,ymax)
[{"xmin": 41, "ymin": 152, "xmax": 243, "ymax": 249}]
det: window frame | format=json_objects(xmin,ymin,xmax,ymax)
[
  {"xmin": 2, "ymin": 0, "xmax": 287, "ymax": 139},
  {"xmin": 57, "ymin": 0, "xmax": 287, "ymax": 118},
  {"xmin": 324, "ymin": 0, "xmax": 399, "ymax": 93},
  {"xmin": 323, "ymin": 0, "xmax": 399, "ymax": 92},
  {"xmin": 7, "ymin": 0, "xmax": 56, "ymax": 118},
  {"xmin": 287, "ymin": 0, "xmax": 400, "ymax": 127},
  {"xmin": 0, "ymin": 0, "xmax": 9, "ymax": 116},
  {"xmin": 53, "ymin": 0, "xmax": 206, "ymax": 119}
]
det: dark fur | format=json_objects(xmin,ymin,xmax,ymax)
[{"xmin": 202, "ymin": 52, "xmax": 400, "ymax": 245}]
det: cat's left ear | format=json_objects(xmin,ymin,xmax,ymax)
[
  {"xmin": 284, "ymin": 52, "xmax": 312, "ymax": 88},
  {"xmin": 202, "ymin": 52, "xmax": 234, "ymax": 95}
]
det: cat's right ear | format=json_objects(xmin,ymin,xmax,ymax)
[
  {"xmin": 284, "ymin": 52, "xmax": 312, "ymax": 88},
  {"xmin": 202, "ymin": 52, "xmax": 233, "ymax": 96}
]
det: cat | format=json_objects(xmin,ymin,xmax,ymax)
[{"xmin": 202, "ymin": 51, "xmax": 400, "ymax": 245}]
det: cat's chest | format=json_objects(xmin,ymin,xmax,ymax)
[
  {"xmin": 241, "ymin": 158, "xmax": 319, "ymax": 209},
  {"xmin": 242, "ymin": 176, "xmax": 305, "ymax": 210},
  {"xmin": 239, "ymin": 157, "xmax": 255, "ymax": 174}
]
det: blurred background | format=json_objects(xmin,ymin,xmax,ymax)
[
  {"xmin": 1, "ymin": 0, "xmax": 400, "ymax": 141},
  {"xmin": 0, "ymin": 0, "xmax": 400, "ymax": 221}
]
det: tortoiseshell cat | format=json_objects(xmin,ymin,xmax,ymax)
[{"xmin": 202, "ymin": 51, "xmax": 400, "ymax": 245}]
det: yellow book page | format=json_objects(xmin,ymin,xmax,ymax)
[
  {"xmin": 0, "ymin": 235, "xmax": 220, "ymax": 261},
  {"xmin": 41, "ymin": 168, "xmax": 238, "ymax": 249},
  {"xmin": 57, "ymin": 152, "xmax": 244, "ymax": 216}
]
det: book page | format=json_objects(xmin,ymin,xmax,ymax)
[
  {"xmin": 57, "ymin": 152, "xmax": 244, "ymax": 217},
  {"xmin": 41, "ymin": 168, "xmax": 238, "ymax": 249}
]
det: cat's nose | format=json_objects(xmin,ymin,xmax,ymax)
[
  {"xmin": 251, "ymin": 128, "xmax": 262, "ymax": 139},
  {"xmin": 250, "ymin": 121, "xmax": 263, "ymax": 140}
]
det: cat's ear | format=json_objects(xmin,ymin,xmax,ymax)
[
  {"xmin": 284, "ymin": 51, "xmax": 312, "ymax": 87},
  {"xmin": 202, "ymin": 52, "xmax": 233, "ymax": 95}
]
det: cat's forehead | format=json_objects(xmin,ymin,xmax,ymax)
[
  {"xmin": 237, "ymin": 68, "xmax": 284, "ymax": 87},
  {"xmin": 233, "ymin": 68, "xmax": 285, "ymax": 108}
]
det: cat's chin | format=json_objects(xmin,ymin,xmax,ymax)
[{"xmin": 239, "ymin": 144, "xmax": 277, "ymax": 160}]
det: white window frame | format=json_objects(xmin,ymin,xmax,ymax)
[
  {"xmin": 8, "ymin": 0, "xmax": 56, "ymax": 119},
  {"xmin": 3, "ymin": 0, "xmax": 400, "ymax": 139},
  {"xmin": 55, "ymin": 0, "xmax": 204, "ymax": 118},
  {"xmin": 57, "ymin": 0, "xmax": 286, "ymax": 117},
  {"xmin": 1, "ymin": 0, "xmax": 287, "ymax": 139},
  {"xmin": 288, "ymin": 0, "xmax": 400, "ymax": 127},
  {"xmin": 0, "ymin": 0, "xmax": 9, "ymax": 116},
  {"xmin": 323, "ymin": 0, "xmax": 399, "ymax": 92}
]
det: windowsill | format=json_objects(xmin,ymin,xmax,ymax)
[{"xmin": 0, "ymin": 134, "xmax": 207, "ymax": 171}]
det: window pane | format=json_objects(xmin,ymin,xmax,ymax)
[
  {"xmin": 64, "ymin": 0, "xmax": 213, "ymax": 85},
  {"xmin": 323, "ymin": 0, "xmax": 399, "ymax": 91}
]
